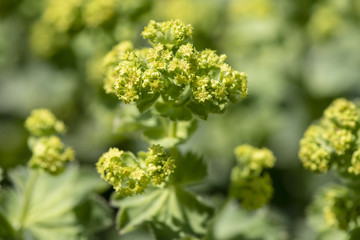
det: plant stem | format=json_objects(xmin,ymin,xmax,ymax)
[
  {"xmin": 18, "ymin": 170, "xmax": 38, "ymax": 234},
  {"xmin": 160, "ymin": 117, "xmax": 168, "ymax": 133},
  {"xmin": 169, "ymin": 121, "xmax": 177, "ymax": 138}
]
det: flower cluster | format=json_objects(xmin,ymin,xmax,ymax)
[
  {"xmin": 143, "ymin": 144, "xmax": 176, "ymax": 185},
  {"xmin": 320, "ymin": 186, "xmax": 357, "ymax": 230},
  {"xmin": 30, "ymin": 0, "xmax": 151, "ymax": 57},
  {"xmin": 142, "ymin": 19, "xmax": 193, "ymax": 49},
  {"xmin": 230, "ymin": 144, "xmax": 275, "ymax": 209},
  {"xmin": 96, "ymin": 145, "xmax": 175, "ymax": 196},
  {"xmin": 25, "ymin": 109, "xmax": 66, "ymax": 136},
  {"xmin": 299, "ymin": 98, "xmax": 360, "ymax": 175},
  {"xmin": 28, "ymin": 136, "xmax": 75, "ymax": 175},
  {"xmin": 104, "ymin": 19, "xmax": 247, "ymax": 119},
  {"xmin": 25, "ymin": 109, "xmax": 74, "ymax": 175}
]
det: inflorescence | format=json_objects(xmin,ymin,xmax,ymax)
[
  {"xmin": 25, "ymin": 109, "xmax": 75, "ymax": 175},
  {"xmin": 230, "ymin": 144, "xmax": 276, "ymax": 209},
  {"xmin": 103, "ymin": 19, "xmax": 247, "ymax": 119},
  {"xmin": 299, "ymin": 98, "xmax": 360, "ymax": 231},
  {"xmin": 299, "ymin": 98, "xmax": 360, "ymax": 175},
  {"xmin": 96, "ymin": 145, "xmax": 175, "ymax": 196},
  {"xmin": 321, "ymin": 185, "xmax": 357, "ymax": 230}
]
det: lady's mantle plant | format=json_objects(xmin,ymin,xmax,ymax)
[
  {"xmin": 97, "ymin": 19, "xmax": 278, "ymax": 239},
  {"xmin": 299, "ymin": 98, "xmax": 360, "ymax": 237}
]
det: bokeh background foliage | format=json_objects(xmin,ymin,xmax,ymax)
[{"xmin": 1, "ymin": 0, "xmax": 360, "ymax": 239}]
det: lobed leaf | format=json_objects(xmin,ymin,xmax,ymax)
[
  {"xmin": 171, "ymin": 152, "xmax": 207, "ymax": 186},
  {"xmin": 208, "ymin": 199, "xmax": 288, "ymax": 240},
  {"xmin": 0, "ymin": 165, "xmax": 111, "ymax": 240},
  {"xmin": 112, "ymin": 186, "xmax": 213, "ymax": 239}
]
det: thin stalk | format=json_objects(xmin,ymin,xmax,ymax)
[
  {"xmin": 169, "ymin": 121, "xmax": 177, "ymax": 138},
  {"xmin": 18, "ymin": 170, "xmax": 38, "ymax": 233}
]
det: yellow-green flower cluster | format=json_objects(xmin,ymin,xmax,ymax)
[
  {"xmin": 96, "ymin": 148, "xmax": 149, "ymax": 196},
  {"xmin": 25, "ymin": 109, "xmax": 75, "ymax": 175},
  {"xmin": 306, "ymin": 0, "xmax": 359, "ymax": 42},
  {"xmin": 103, "ymin": 41, "xmax": 135, "ymax": 94},
  {"xmin": 29, "ymin": 136, "xmax": 75, "ymax": 175},
  {"xmin": 82, "ymin": 0, "xmax": 116, "ymax": 28},
  {"xmin": 30, "ymin": 0, "xmax": 151, "ymax": 57},
  {"xmin": 104, "ymin": 19, "xmax": 247, "ymax": 119},
  {"xmin": 30, "ymin": 0, "xmax": 81, "ymax": 57},
  {"xmin": 144, "ymin": 145, "xmax": 176, "ymax": 185},
  {"xmin": 321, "ymin": 186, "xmax": 357, "ymax": 230},
  {"xmin": 299, "ymin": 98, "xmax": 360, "ymax": 175},
  {"xmin": 142, "ymin": 20, "xmax": 193, "ymax": 49},
  {"xmin": 96, "ymin": 145, "xmax": 175, "ymax": 196},
  {"xmin": 25, "ymin": 109, "xmax": 66, "ymax": 137},
  {"xmin": 230, "ymin": 144, "xmax": 275, "ymax": 209}
]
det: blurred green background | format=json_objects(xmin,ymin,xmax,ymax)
[{"xmin": 1, "ymin": 0, "xmax": 360, "ymax": 238}]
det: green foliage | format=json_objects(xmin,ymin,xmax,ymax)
[
  {"xmin": 142, "ymin": 120, "xmax": 197, "ymax": 148},
  {"xmin": 112, "ymin": 186, "xmax": 213, "ymax": 239},
  {"xmin": 4, "ymin": 0, "xmax": 360, "ymax": 239},
  {"xmin": 0, "ymin": 165, "xmax": 112, "ymax": 240},
  {"xmin": 208, "ymin": 199, "xmax": 288, "ymax": 240},
  {"xmin": 0, "ymin": 5, "xmax": 304, "ymax": 239},
  {"xmin": 113, "ymin": 102, "xmax": 198, "ymax": 149},
  {"xmin": 170, "ymin": 152, "xmax": 207, "ymax": 186},
  {"xmin": 230, "ymin": 144, "xmax": 276, "ymax": 209}
]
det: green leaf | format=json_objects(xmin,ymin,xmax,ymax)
[
  {"xmin": 161, "ymin": 84, "xmax": 185, "ymax": 103},
  {"xmin": 154, "ymin": 101, "xmax": 192, "ymax": 121},
  {"xmin": 187, "ymin": 102, "xmax": 208, "ymax": 120},
  {"xmin": 0, "ymin": 165, "xmax": 111, "ymax": 240},
  {"xmin": 171, "ymin": 152, "xmax": 207, "ymax": 186},
  {"xmin": 113, "ymin": 104, "xmax": 157, "ymax": 134},
  {"xmin": 74, "ymin": 195, "xmax": 113, "ymax": 234},
  {"xmin": 114, "ymin": 188, "xmax": 168, "ymax": 234},
  {"xmin": 150, "ymin": 222, "xmax": 200, "ymax": 240},
  {"xmin": 113, "ymin": 186, "xmax": 213, "ymax": 239},
  {"xmin": 206, "ymin": 101, "xmax": 227, "ymax": 114},
  {"xmin": 350, "ymin": 228, "xmax": 360, "ymax": 240},
  {"xmin": 208, "ymin": 199, "xmax": 288, "ymax": 240},
  {"xmin": 136, "ymin": 92, "xmax": 159, "ymax": 113},
  {"xmin": 0, "ymin": 211, "xmax": 16, "ymax": 239},
  {"xmin": 143, "ymin": 120, "xmax": 197, "ymax": 148}
]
